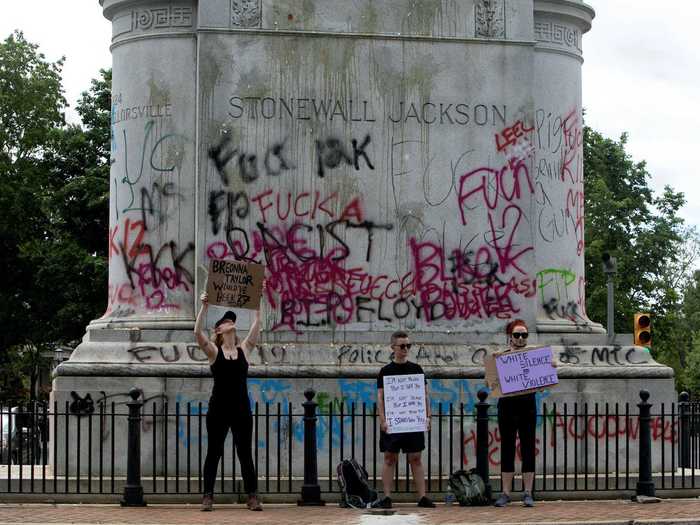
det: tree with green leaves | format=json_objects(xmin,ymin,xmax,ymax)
[
  {"xmin": 0, "ymin": 31, "xmax": 110, "ymax": 405},
  {"xmin": 1, "ymin": 32, "xmax": 66, "ymax": 357},
  {"xmin": 583, "ymin": 127, "xmax": 700, "ymax": 391},
  {"xmin": 673, "ymin": 271, "xmax": 700, "ymax": 394}
]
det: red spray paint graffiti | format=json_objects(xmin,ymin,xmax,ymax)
[{"xmin": 462, "ymin": 413, "xmax": 678, "ymax": 468}]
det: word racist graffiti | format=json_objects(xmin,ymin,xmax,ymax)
[{"xmin": 207, "ymin": 212, "xmax": 392, "ymax": 263}]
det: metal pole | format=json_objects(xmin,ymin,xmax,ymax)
[
  {"xmin": 679, "ymin": 392, "xmax": 690, "ymax": 469},
  {"xmin": 606, "ymin": 274, "xmax": 615, "ymax": 343},
  {"xmin": 635, "ymin": 390, "xmax": 655, "ymax": 499},
  {"xmin": 476, "ymin": 389, "xmax": 492, "ymax": 500},
  {"xmin": 121, "ymin": 388, "xmax": 146, "ymax": 507},
  {"xmin": 602, "ymin": 254, "xmax": 617, "ymax": 344},
  {"xmin": 298, "ymin": 389, "xmax": 325, "ymax": 506}
]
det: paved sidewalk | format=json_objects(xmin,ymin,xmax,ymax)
[{"xmin": 1, "ymin": 500, "xmax": 700, "ymax": 525}]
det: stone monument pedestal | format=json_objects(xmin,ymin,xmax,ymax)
[
  {"xmin": 52, "ymin": 327, "xmax": 674, "ymax": 477},
  {"xmin": 55, "ymin": 0, "xmax": 675, "ymax": 485}
]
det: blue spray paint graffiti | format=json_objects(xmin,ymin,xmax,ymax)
[{"xmin": 172, "ymin": 379, "xmax": 553, "ymax": 453}]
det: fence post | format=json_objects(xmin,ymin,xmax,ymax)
[
  {"xmin": 679, "ymin": 391, "xmax": 690, "ymax": 469},
  {"xmin": 298, "ymin": 389, "xmax": 325, "ymax": 506},
  {"xmin": 635, "ymin": 389, "xmax": 655, "ymax": 499},
  {"xmin": 476, "ymin": 389, "xmax": 492, "ymax": 500},
  {"xmin": 121, "ymin": 388, "xmax": 146, "ymax": 507}
]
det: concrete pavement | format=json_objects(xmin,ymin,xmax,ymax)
[{"xmin": 1, "ymin": 499, "xmax": 700, "ymax": 525}]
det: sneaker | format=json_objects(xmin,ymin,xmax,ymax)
[
  {"xmin": 201, "ymin": 494, "xmax": 213, "ymax": 512},
  {"xmin": 522, "ymin": 492, "xmax": 535, "ymax": 507},
  {"xmin": 417, "ymin": 496, "xmax": 436, "ymax": 508},
  {"xmin": 247, "ymin": 495, "xmax": 263, "ymax": 511},
  {"xmin": 494, "ymin": 493, "xmax": 511, "ymax": 507},
  {"xmin": 372, "ymin": 496, "xmax": 393, "ymax": 509}
]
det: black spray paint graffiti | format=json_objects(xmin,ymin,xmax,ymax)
[
  {"xmin": 208, "ymin": 190, "xmax": 249, "ymax": 236},
  {"xmin": 138, "ymin": 181, "xmax": 184, "ymax": 227},
  {"xmin": 127, "ymin": 343, "xmax": 283, "ymax": 365},
  {"xmin": 543, "ymin": 298, "xmax": 584, "ymax": 321},
  {"xmin": 257, "ymin": 219, "xmax": 394, "ymax": 264},
  {"xmin": 256, "ymin": 345, "xmax": 287, "ymax": 365},
  {"xmin": 336, "ymin": 344, "xmax": 457, "ymax": 366},
  {"xmin": 447, "ymin": 238, "xmax": 509, "ymax": 287},
  {"xmin": 208, "ymin": 134, "xmax": 375, "ymax": 184},
  {"xmin": 116, "ymin": 119, "xmax": 187, "ymax": 219},
  {"xmin": 557, "ymin": 346, "xmax": 650, "ymax": 366},
  {"xmin": 68, "ymin": 390, "xmax": 167, "ymax": 441},
  {"xmin": 118, "ymin": 221, "xmax": 195, "ymax": 299},
  {"xmin": 207, "ymin": 215, "xmax": 394, "ymax": 267},
  {"xmin": 315, "ymin": 135, "xmax": 374, "ymax": 177},
  {"xmin": 209, "ymin": 136, "xmax": 296, "ymax": 184},
  {"xmin": 94, "ymin": 390, "xmax": 168, "ymax": 443},
  {"xmin": 128, "ymin": 344, "xmax": 208, "ymax": 363},
  {"xmin": 69, "ymin": 392, "xmax": 95, "ymax": 416}
]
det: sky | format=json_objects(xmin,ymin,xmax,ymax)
[{"xmin": 1, "ymin": 0, "xmax": 698, "ymax": 227}]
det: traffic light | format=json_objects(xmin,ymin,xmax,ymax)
[{"xmin": 634, "ymin": 313, "xmax": 651, "ymax": 347}]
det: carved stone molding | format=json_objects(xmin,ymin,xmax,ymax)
[
  {"xmin": 535, "ymin": 20, "xmax": 582, "ymax": 52},
  {"xmin": 231, "ymin": 0, "xmax": 262, "ymax": 28},
  {"xmin": 132, "ymin": 5, "xmax": 194, "ymax": 31},
  {"xmin": 475, "ymin": 0, "xmax": 505, "ymax": 38}
]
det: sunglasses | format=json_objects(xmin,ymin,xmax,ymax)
[
  {"xmin": 511, "ymin": 332, "xmax": 528, "ymax": 339},
  {"xmin": 393, "ymin": 343, "xmax": 412, "ymax": 350}
]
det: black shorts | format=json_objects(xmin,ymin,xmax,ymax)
[{"xmin": 379, "ymin": 431, "xmax": 425, "ymax": 453}]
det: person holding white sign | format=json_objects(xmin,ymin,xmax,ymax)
[
  {"xmin": 494, "ymin": 319, "xmax": 537, "ymax": 508},
  {"xmin": 374, "ymin": 331, "xmax": 435, "ymax": 509},
  {"xmin": 194, "ymin": 290, "xmax": 264, "ymax": 512}
]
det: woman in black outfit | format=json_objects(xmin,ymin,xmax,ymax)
[
  {"xmin": 195, "ymin": 290, "xmax": 263, "ymax": 512},
  {"xmin": 494, "ymin": 319, "xmax": 537, "ymax": 508}
]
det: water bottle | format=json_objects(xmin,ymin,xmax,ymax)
[{"xmin": 445, "ymin": 488, "xmax": 456, "ymax": 506}]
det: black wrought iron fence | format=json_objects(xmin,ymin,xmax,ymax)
[{"xmin": 1, "ymin": 390, "xmax": 699, "ymax": 501}]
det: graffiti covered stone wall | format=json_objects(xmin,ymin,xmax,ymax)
[{"xmin": 92, "ymin": 0, "xmax": 601, "ymax": 340}]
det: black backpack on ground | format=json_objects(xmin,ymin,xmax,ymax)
[
  {"xmin": 448, "ymin": 468, "xmax": 489, "ymax": 506},
  {"xmin": 336, "ymin": 459, "xmax": 378, "ymax": 508}
]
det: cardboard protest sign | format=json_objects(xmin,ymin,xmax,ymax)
[
  {"xmin": 484, "ymin": 346, "xmax": 558, "ymax": 398},
  {"xmin": 383, "ymin": 374, "xmax": 427, "ymax": 434},
  {"xmin": 206, "ymin": 259, "xmax": 264, "ymax": 310}
]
